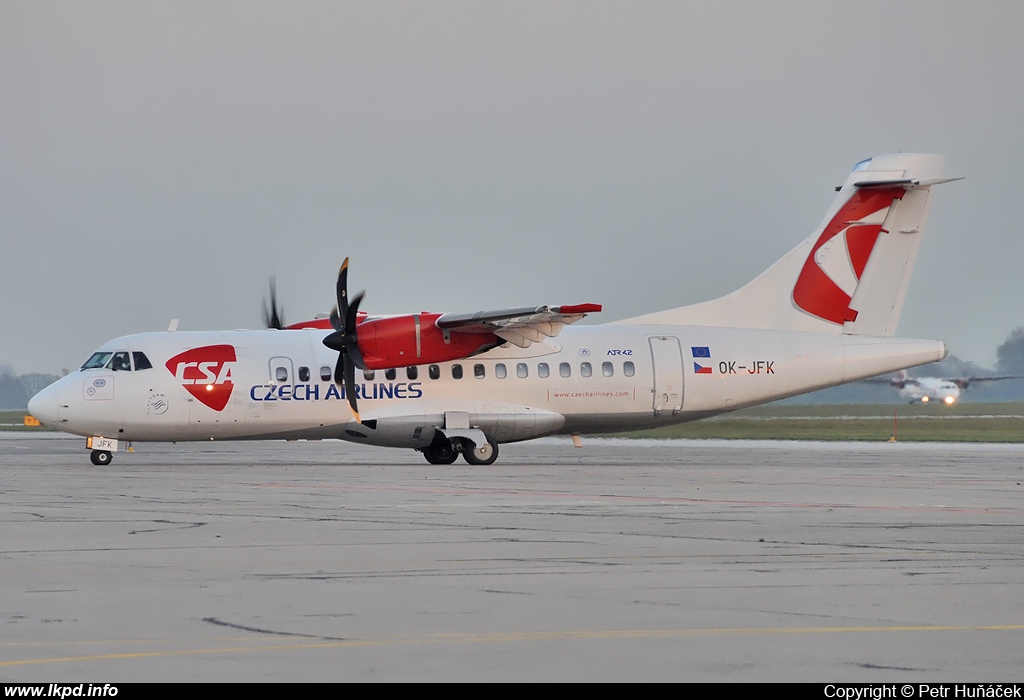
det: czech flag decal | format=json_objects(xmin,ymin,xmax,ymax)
[{"xmin": 691, "ymin": 346, "xmax": 713, "ymax": 374}]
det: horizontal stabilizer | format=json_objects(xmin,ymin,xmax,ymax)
[{"xmin": 855, "ymin": 176, "xmax": 964, "ymax": 189}]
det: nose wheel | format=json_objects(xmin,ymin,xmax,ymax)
[{"xmin": 90, "ymin": 450, "xmax": 112, "ymax": 466}]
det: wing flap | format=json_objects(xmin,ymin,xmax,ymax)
[{"xmin": 436, "ymin": 304, "xmax": 601, "ymax": 348}]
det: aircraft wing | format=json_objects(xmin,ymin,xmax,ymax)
[
  {"xmin": 951, "ymin": 375, "xmax": 1024, "ymax": 388},
  {"xmin": 863, "ymin": 375, "xmax": 916, "ymax": 388},
  {"xmin": 436, "ymin": 304, "xmax": 602, "ymax": 348}
]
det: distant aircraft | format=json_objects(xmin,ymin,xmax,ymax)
[
  {"xmin": 30, "ymin": 153, "xmax": 958, "ymax": 465},
  {"xmin": 867, "ymin": 369, "xmax": 1023, "ymax": 404}
]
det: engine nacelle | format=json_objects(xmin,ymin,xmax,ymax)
[{"xmin": 356, "ymin": 313, "xmax": 501, "ymax": 369}]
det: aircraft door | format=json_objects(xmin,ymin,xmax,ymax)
[
  {"xmin": 649, "ymin": 336, "xmax": 684, "ymax": 415},
  {"xmin": 186, "ymin": 349, "xmax": 247, "ymax": 428}
]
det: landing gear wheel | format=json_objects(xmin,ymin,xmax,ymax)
[
  {"xmin": 463, "ymin": 439, "xmax": 498, "ymax": 466},
  {"xmin": 422, "ymin": 439, "xmax": 459, "ymax": 465},
  {"xmin": 90, "ymin": 450, "xmax": 112, "ymax": 466}
]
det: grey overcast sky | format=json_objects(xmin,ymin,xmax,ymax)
[{"xmin": 2, "ymin": 1, "xmax": 1023, "ymax": 374}]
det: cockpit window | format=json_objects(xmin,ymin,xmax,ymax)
[
  {"xmin": 109, "ymin": 352, "xmax": 132, "ymax": 371},
  {"xmin": 133, "ymin": 352, "xmax": 153, "ymax": 370},
  {"xmin": 81, "ymin": 352, "xmax": 112, "ymax": 370}
]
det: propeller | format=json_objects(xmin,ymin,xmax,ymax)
[
  {"xmin": 261, "ymin": 276, "xmax": 285, "ymax": 330},
  {"xmin": 322, "ymin": 258, "xmax": 366, "ymax": 422}
]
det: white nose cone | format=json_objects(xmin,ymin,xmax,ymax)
[{"xmin": 27, "ymin": 384, "xmax": 59, "ymax": 426}]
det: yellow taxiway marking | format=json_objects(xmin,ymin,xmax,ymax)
[{"xmin": 2, "ymin": 624, "xmax": 1024, "ymax": 667}]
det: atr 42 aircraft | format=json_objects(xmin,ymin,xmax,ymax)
[
  {"xmin": 30, "ymin": 153, "xmax": 959, "ymax": 466},
  {"xmin": 868, "ymin": 369, "xmax": 1022, "ymax": 405}
]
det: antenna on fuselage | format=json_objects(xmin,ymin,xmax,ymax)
[{"xmin": 168, "ymin": 319, "xmax": 179, "ymax": 332}]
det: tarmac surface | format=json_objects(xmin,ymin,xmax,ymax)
[{"xmin": 1, "ymin": 434, "xmax": 1023, "ymax": 682}]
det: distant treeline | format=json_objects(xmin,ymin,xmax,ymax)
[{"xmin": 0, "ymin": 368, "xmax": 62, "ymax": 410}]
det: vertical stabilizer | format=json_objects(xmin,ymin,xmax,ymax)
[{"xmin": 617, "ymin": 154, "xmax": 957, "ymax": 336}]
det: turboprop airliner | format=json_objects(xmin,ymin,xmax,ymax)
[
  {"xmin": 867, "ymin": 369, "xmax": 1022, "ymax": 405},
  {"xmin": 29, "ymin": 153, "xmax": 958, "ymax": 466}
]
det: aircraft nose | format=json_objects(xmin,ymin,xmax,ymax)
[{"xmin": 27, "ymin": 382, "xmax": 61, "ymax": 426}]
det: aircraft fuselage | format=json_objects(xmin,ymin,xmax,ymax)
[{"xmin": 31, "ymin": 324, "xmax": 946, "ymax": 450}]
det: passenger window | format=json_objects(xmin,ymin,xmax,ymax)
[
  {"xmin": 495, "ymin": 363, "xmax": 507, "ymax": 379},
  {"xmin": 109, "ymin": 351, "xmax": 131, "ymax": 372},
  {"xmin": 385, "ymin": 368, "xmax": 397, "ymax": 380},
  {"xmin": 320, "ymin": 365, "xmax": 332, "ymax": 381},
  {"xmin": 474, "ymin": 364, "xmax": 485, "ymax": 379},
  {"xmin": 452, "ymin": 364, "xmax": 463, "ymax": 379},
  {"xmin": 538, "ymin": 363, "xmax": 550, "ymax": 378},
  {"xmin": 516, "ymin": 363, "xmax": 528, "ymax": 378},
  {"xmin": 624, "ymin": 361, "xmax": 635, "ymax": 377},
  {"xmin": 407, "ymin": 366, "xmax": 418, "ymax": 380},
  {"xmin": 275, "ymin": 366, "xmax": 288, "ymax": 382},
  {"xmin": 602, "ymin": 361, "xmax": 613, "ymax": 377},
  {"xmin": 133, "ymin": 352, "xmax": 153, "ymax": 371},
  {"xmin": 581, "ymin": 362, "xmax": 592, "ymax": 377},
  {"xmin": 559, "ymin": 362, "xmax": 571, "ymax": 378},
  {"xmin": 298, "ymin": 366, "xmax": 310, "ymax": 382},
  {"xmin": 364, "ymin": 369, "xmax": 376, "ymax": 381},
  {"xmin": 429, "ymin": 365, "xmax": 440, "ymax": 380}
]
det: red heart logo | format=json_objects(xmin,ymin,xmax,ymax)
[
  {"xmin": 793, "ymin": 188, "xmax": 905, "ymax": 325},
  {"xmin": 165, "ymin": 345, "xmax": 237, "ymax": 412}
]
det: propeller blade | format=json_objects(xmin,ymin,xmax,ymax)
[
  {"xmin": 345, "ymin": 291, "xmax": 366, "ymax": 369},
  {"xmin": 322, "ymin": 258, "xmax": 363, "ymax": 423},
  {"xmin": 262, "ymin": 276, "xmax": 285, "ymax": 329},
  {"xmin": 346, "ymin": 290, "xmax": 364, "ymax": 332},
  {"xmin": 344, "ymin": 354, "xmax": 360, "ymax": 423},
  {"xmin": 337, "ymin": 258, "xmax": 350, "ymax": 321},
  {"xmin": 333, "ymin": 351, "xmax": 345, "ymax": 386}
]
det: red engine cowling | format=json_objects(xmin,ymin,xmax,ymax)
[{"xmin": 356, "ymin": 313, "xmax": 501, "ymax": 369}]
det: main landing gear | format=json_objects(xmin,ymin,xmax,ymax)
[
  {"xmin": 421, "ymin": 437, "xmax": 459, "ymax": 465},
  {"xmin": 420, "ymin": 434, "xmax": 499, "ymax": 466},
  {"xmin": 463, "ymin": 438, "xmax": 498, "ymax": 466}
]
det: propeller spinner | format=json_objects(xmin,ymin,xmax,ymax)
[{"xmin": 322, "ymin": 258, "xmax": 366, "ymax": 422}]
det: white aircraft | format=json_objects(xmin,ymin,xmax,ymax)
[
  {"xmin": 30, "ymin": 153, "xmax": 958, "ymax": 466},
  {"xmin": 868, "ymin": 369, "xmax": 1022, "ymax": 404}
]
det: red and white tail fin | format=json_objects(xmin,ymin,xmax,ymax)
[{"xmin": 618, "ymin": 154, "xmax": 959, "ymax": 336}]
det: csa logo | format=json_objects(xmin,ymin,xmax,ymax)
[
  {"xmin": 792, "ymin": 188, "xmax": 905, "ymax": 326},
  {"xmin": 165, "ymin": 345, "xmax": 237, "ymax": 412}
]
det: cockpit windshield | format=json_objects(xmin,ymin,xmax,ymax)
[
  {"xmin": 80, "ymin": 350, "xmax": 154, "ymax": 371},
  {"xmin": 109, "ymin": 351, "xmax": 131, "ymax": 371},
  {"xmin": 81, "ymin": 352, "xmax": 113, "ymax": 369}
]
